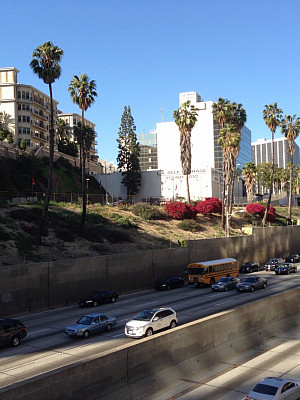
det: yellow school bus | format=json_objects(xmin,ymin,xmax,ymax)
[{"xmin": 187, "ymin": 258, "xmax": 238, "ymax": 287}]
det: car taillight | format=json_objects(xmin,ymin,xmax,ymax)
[{"xmin": 24, "ymin": 327, "xmax": 27, "ymax": 332}]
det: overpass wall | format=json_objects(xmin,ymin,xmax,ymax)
[
  {"xmin": 1, "ymin": 286, "xmax": 299, "ymax": 400},
  {"xmin": 1, "ymin": 225, "xmax": 300, "ymax": 316}
]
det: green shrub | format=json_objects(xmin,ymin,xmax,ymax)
[
  {"xmin": 9, "ymin": 207, "xmax": 42, "ymax": 222},
  {"xmin": 0, "ymin": 226, "xmax": 9, "ymax": 241},
  {"xmin": 131, "ymin": 203, "xmax": 166, "ymax": 220},
  {"xmin": 115, "ymin": 217, "xmax": 137, "ymax": 229},
  {"xmin": 178, "ymin": 219, "xmax": 201, "ymax": 232}
]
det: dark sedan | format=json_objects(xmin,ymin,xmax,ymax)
[
  {"xmin": 65, "ymin": 313, "xmax": 117, "ymax": 338},
  {"xmin": 155, "ymin": 276, "xmax": 185, "ymax": 290},
  {"xmin": 79, "ymin": 289, "xmax": 119, "ymax": 307},
  {"xmin": 211, "ymin": 276, "xmax": 240, "ymax": 291},
  {"xmin": 264, "ymin": 258, "xmax": 284, "ymax": 271},
  {"xmin": 285, "ymin": 254, "xmax": 300, "ymax": 263},
  {"xmin": 275, "ymin": 262, "xmax": 297, "ymax": 275},
  {"xmin": 239, "ymin": 262, "xmax": 260, "ymax": 273},
  {"xmin": 236, "ymin": 276, "xmax": 267, "ymax": 292}
]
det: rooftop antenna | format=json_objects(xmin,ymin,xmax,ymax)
[{"xmin": 161, "ymin": 104, "xmax": 163, "ymax": 122}]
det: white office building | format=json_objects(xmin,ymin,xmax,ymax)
[{"xmin": 252, "ymin": 137, "xmax": 300, "ymax": 168}]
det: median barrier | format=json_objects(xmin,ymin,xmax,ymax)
[{"xmin": 1, "ymin": 286, "xmax": 300, "ymax": 400}]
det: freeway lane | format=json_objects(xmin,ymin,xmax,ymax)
[{"xmin": 0, "ymin": 271, "xmax": 299, "ymax": 390}]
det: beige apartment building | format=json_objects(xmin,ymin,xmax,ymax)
[
  {"xmin": 0, "ymin": 67, "xmax": 98, "ymax": 163},
  {"xmin": 58, "ymin": 112, "xmax": 98, "ymax": 161},
  {"xmin": 0, "ymin": 67, "xmax": 59, "ymax": 150}
]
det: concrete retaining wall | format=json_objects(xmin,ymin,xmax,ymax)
[
  {"xmin": 1, "ymin": 225, "xmax": 300, "ymax": 316},
  {"xmin": 1, "ymin": 286, "xmax": 299, "ymax": 400}
]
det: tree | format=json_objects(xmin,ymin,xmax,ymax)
[
  {"xmin": 29, "ymin": 41, "xmax": 63, "ymax": 243},
  {"xmin": 262, "ymin": 103, "xmax": 282, "ymax": 225},
  {"xmin": 242, "ymin": 162, "xmax": 256, "ymax": 203},
  {"xmin": 117, "ymin": 106, "xmax": 141, "ymax": 198},
  {"xmin": 68, "ymin": 74, "xmax": 97, "ymax": 229},
  {"xmin": 19, "ymin": 138, "xmax": 27, "ymax": 152},
  {"xmin": 173, "ymin": 100, "xmax": 199, "ymax": 203},
  {"xmin": 280, "ymin": 114, "xmax": 300, "ymax": 219}
]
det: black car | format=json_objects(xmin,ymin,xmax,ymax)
[
  {"xmin": 155, "ymin": 276, "xmax": 185, "ymax": 290},
  {"xmin": 236, "ymin": 276, "xmax": 267, "ymax": 292},
  {"xmin": 275, "ymin": 262, "xmax": 297, "ymax": 275},
  {"xmin": 211, "ymin": 276, "xmax": 240, "ymax": 291},
  {"xmin": 0, "ymin": 318, "xmax": 27, "ymax": 347},
  {"xmin": 264, "ymin": 258, "xmax": 284, "ymax": 271},
  {"xmin": 285, "ymin": 254, "xmax": 300, "ymax": 263},
  {"xmin": 239, "ymin": 262, "xmax": 260, "ymax": 273},
  {"xmin": 79, "ymin": 290, "xmax": 119, "ymax": 307}
]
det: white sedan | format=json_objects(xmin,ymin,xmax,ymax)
[{"xmin": 243, "ymin": 377, "xmax": 300, "ymax": 400}]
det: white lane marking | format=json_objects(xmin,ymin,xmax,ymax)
[
  {"xmin": 27, "ymin": 329, "xmax": 49, "ymax": 335},
  {"xmin": 214, "ymin": 299, "xmax": 234, "ymax": 306},
  {"xmin": 112, "ymin": 333, "xmax": 125, "ymax": 337}
]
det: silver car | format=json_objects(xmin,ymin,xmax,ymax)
[
  {"xmin": 211, "ymin": 276, "xmax": 240, "ymax": 291},
  {"xmin": 243, "ymin": 376, "xmax": 300, "ymax": 399},
  {"xmin": 65, "ymin": 313, "xmax": 117, "ymax": 338}
]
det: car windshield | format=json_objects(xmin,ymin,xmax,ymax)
[
  {"xmin": 187, "ymin": 267, "xmax": 207, "ymax": 275},
  {"xmin": 267, "ymin": 259, "xmax": 277, "ymax": 264},
  {"xmin": 243, "ymin": 263, "xmax": 252, "ymax": 267},
  {"xmin": 252, "ymin": 383, "xmax": 278, "ymax": 396},
  {"xmin": 78, "ymin": 316, "xmax": 93, "ymax": 325},
  {"xmin": 242, "ymin": 278, "xmax": 255, "ymax": 283},
  {"xmin": 218, "ymin": 278, "xmax": 229, "ymax": 283},
  {"xmin": 134, "ymin": 310, "xmax": 155, "ymax": 321}
]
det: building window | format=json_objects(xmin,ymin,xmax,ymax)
[
  {"xmin": 22, "ymin": 91, "xmax": 25, "ymax": 99},
  {"xmin": 17, "ymin": 91, "xmax": 21, "ymax": 98},
  {"xmin": 26, "ymin": 92, "xmax": 29, "ymax": 99},
  {"xmin": 18, "ymin": 104, "xmax": 21, "ymax": 110},
  {"xmin": 18, "ymin": 116, "xmax": 21, "ymax": 122}
]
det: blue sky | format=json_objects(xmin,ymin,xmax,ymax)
[{"xmin": 3, "ymin": 0, "xmax": 300, "ymax": 163}]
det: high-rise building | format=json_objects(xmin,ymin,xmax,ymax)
[
  {"xmin": 0, "ymin": 67, "xmax": 59, "ymax": 149},
  {"xmin": 252, "ymin": 137, "xmax": 300, "ymax": 168},
  {"xmin": 136, "ymin": 130, "xmax": 158, "ymax": 170}
]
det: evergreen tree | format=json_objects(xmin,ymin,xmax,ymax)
[{"xmin": 117, "ymin": 106, "xmax": 141, "ymax": 197}]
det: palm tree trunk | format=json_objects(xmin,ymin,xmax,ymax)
[
  {"xmin": 80, "ymin": 110, "xmax": 87, "ymax": 230},
  {"xmin": 288, "ymin": 157, "xmax": 293, "ymax": 220},
  {"xmin": 186, "ymin": 174, "xmax": 191, "ymax": 204},
  {"xmin": 38, "ymin": 83, "xmax": 54, "ymax": 243},
  {"xmin": 262, "ymin": 131, "xmax": 275, "ymax": 226}
]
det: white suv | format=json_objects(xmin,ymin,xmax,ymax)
[{"xmin": 125, "ymin": 307, "xmax": 178, "ymax": 338}]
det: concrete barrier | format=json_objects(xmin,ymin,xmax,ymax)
[{"xmin": 1, "ymin": 287, "xmax": 299, "ymax": 400}]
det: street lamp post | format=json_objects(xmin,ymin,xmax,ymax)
[{"xmin": 226, "ymin": 209, "xmax": 245, "ymax": 237}]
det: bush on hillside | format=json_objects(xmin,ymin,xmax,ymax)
[
  {"xmin": 246, "ymin": 203, "xmax": 276, "ymax": 222},
  {"xmin": 178, "ymin": 219, "xmax": 201, "ymax": 232},
  {"xmin": 131, "ymin": 203, "xmax": 166, "ymax": 220},
  {"xmin": 164, "ymin": 202, "xmax": 198, "ymax": 220},
  {"xmin": 195, "ymin": 197, "xmax": 222, "ymax": 215}
]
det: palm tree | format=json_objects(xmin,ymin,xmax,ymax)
[
  {"xmin": 29, "ymin": 41, "xmax": 63, "ymax": 243},
  {"xmin": 242, "ymin": 162, "xmax": 257, "ymax": 203},
  {"xmin": 262, "ymin": 103, "xmax": 282, "ymax": 225},
  {"xmin": 68, "ymin": 74, "xmax": 97, "ymax": 228},
  {"xmin": 281, "ymin": 115, "xmax": 300, "ymax": 219},
  {"xmin": 173, "ymin": 100, "xmax": 198, "ymax": 203},
  {"xmin": 212, "ymin": 98, "xmax": 231, "ymax": 228}
]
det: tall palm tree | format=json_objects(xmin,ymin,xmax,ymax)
[
  {"xmin": 262, "ymin": 103, "xmax": 282, "ymax": 225},
  {"xmin": 242, "ymin": 162, "xmax": 257, "ymax": 203},
  {"xmin": 212, "ymin": 98, "xmax": 231, "ymax": 228},
  {"xmin": 29, "ymin": 41, "xmax": 63, "ymax": 243},
  {"xmin": 173, "ymin": 100, "xmax": 199, "ymax": 203},
  {"xmin": 280, "ymin": 115, "xmax": 300, "ymax": 220},
  {"xmin": 68, "ymin": 74, "xmax": 97, "ymax": 229},
  {"xmin": 228, "ymin": 102, "xmax": 246, "ymax": 213}
]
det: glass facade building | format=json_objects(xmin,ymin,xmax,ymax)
[{"xmin": 137, "ymin": 130, "xmax": 158, "ymax": 170}]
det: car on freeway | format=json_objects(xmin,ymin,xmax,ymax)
[
  {"xmin": 65, "ymin": 313, "xmax": 117, "ymax": 338},
  {"xmin": 240, "ymin": 262, "xmax": 261, "ymax": 273},
  {"xmin": 155, "ymin": 276, "xmax": 185, "ymax": 290},
  {"xmin": 236, "ymin": 276, "xmax": 267, "ymax": 292},
  {"xmin": 275, "ymin": 262, "xmax": 297, "ymax": 275},
  {"xmin": 264, "ymin": 258, "xmax": 284, "ymax": 271},
  {"xmin": 211, "ymin": 276, "xmax": 240, "ymax": 291},
  {"xmin": 243, "ymin": 376, "xmax": 300, "ymax": 399},
  {"xmin": 125, "ymin": 307, "xmax": 178, "ymax": 338},
  {"xmin": 285, "ymin": 254, "xmax": 300, "ymax": 263},
  {"xmin": 79, "ymin": 289, "xmax": 119, "ymax": 307},
  {"xmin": 0, "ymin": 318, "xmax": 27, "ymax": 347}
]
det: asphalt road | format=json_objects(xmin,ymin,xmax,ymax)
[{"xmin": 0, "ymin": 270, "xmax": 299, "ymax": 394}]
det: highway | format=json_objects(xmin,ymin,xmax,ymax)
[{"xmin": 0, "ymin": 271, "xmax": 299, "ymax": 396}]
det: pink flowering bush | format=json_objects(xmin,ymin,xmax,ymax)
[
  {"xmin": 246, "ymin": 203, "xmax": 276, "ymax": 222},
  {"xmin": 195, "ymin": 197, "xmax": 222, "ymax": 215},
  {"xmin": 164, "ymin": 202, "xmax": 198, "ymax": 220}
]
